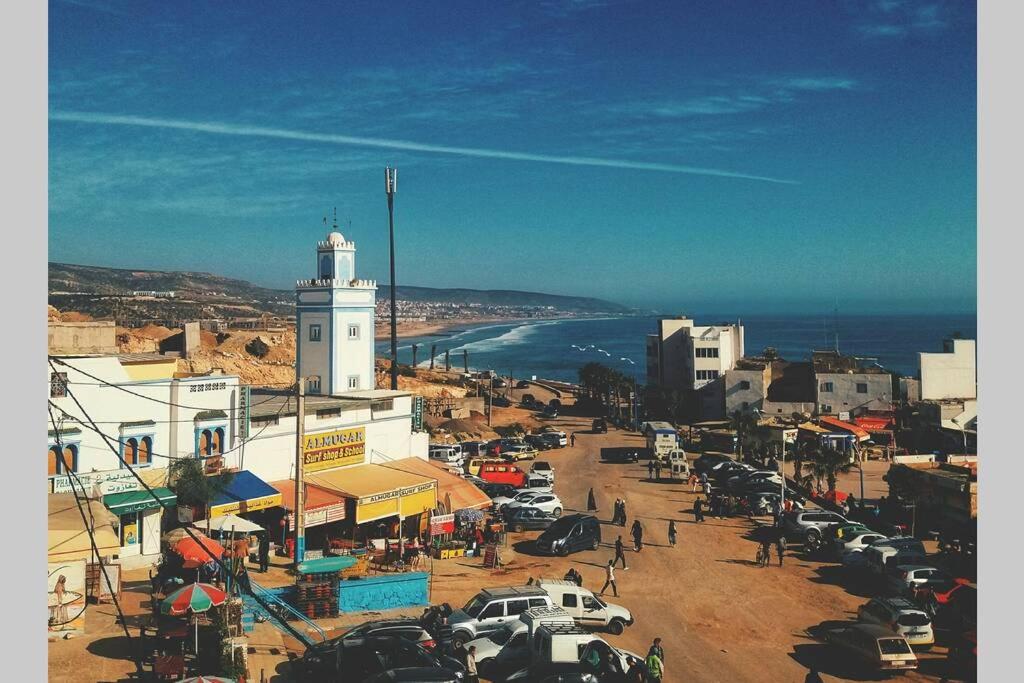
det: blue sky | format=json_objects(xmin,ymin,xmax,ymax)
[{"xmin": 49, "ymin": 0, "xmax": 976, "ymax": 314}]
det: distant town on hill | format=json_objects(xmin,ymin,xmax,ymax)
[{"xmin": 48, "ymin": 262, "xmax": 631, "ymax": 325}]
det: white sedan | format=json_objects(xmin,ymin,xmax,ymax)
[
  {"xmin": 837, "ymin": 532, "xmax": 889, "ymax": 555},
  {"xmin": 492, "ymin": 490, "xmax": 543, "ymax": 511},
  {"xmin": 506, "ymin": 493, "xmax": 563, "ymax": 517}
]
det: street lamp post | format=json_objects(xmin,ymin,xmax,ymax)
[
  {"xmin": 951, "ymin": 417, "xmax": 968, "ymax": 454},
  {"xmin": 385, "ymin": 167, "xmax": 399, "ymax": 391}
]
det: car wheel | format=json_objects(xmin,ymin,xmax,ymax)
[
  {"xmin": 451, "ymin": 633, "xmax": 469, "ymax": 651},
  {"xmin": 558, "ymin": 545, "xmax": 569, "ymax": 557},
  {"xmin": 607, "ymin": 619, "xmax": 625, "ymax": 636},
  {"xmin": 515, "ymin": 524, "xmax": 525, "ymax": 533},
  {"xmin": 806, "ymin": 527, "xmax": 821, "ymax": 543},
  {"xmin": 552, "ymin": 507, "xmax": 562, "ymax": 517}
]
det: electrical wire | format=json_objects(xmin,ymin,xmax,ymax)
[
  {"xmin": 48, "ymin": 360, "xmax": 311, "ymax": 646},
  {"xmin": 47, "ymin": 403, "xmax": 143, "ymax": 675}
]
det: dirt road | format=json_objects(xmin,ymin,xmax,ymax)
[{"xmin": 429, "ymin": 416, "xmax": 962, "ymax": 682}]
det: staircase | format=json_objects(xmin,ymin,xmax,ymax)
[{"xmin": 243, "ymin": 578, "xmax": 327, "ymax": 648}]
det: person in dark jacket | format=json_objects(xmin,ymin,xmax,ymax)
[
  {"xmin": 693, "ymin": 498, "xmax": 705, "ymax": 523},
  {"xmin": 626, "ymin": 656, "xmax": 649, "ymax": 682},
  {"xmin": 613, "ymin": 536, "xmax": 628, "ymax": 569},
  {"xmin": 258, "ymin": 533, "xmax": 271, "ymax": 573},
  {"xmin": 587, "ymin": 488, "xmax": 598, "ymax": 512},
  {"xmin": 649, "ymin": 638, "xmax": 665, "ymax": 666},
  {"xmin": 619, "ymin": 498, "xmax": 628, "ymax": 527},
  {"xmin": 631, "ymin": 520, "xmax": 644, "ymax": 552},
  {"xmin": 668, "ymin": 520, "xmax": 677, "ymax": 547}
]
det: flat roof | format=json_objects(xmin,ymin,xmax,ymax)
[{"xmin": 249, "ymin": 388, "xmax": 412, "ymax": 419}]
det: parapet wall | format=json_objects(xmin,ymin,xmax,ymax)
[{"xmin": 48, "ymin": 321, "xmax": 117, "ymax": 354}]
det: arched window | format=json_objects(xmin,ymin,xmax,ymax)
[
  {"xmin": 139, "ymin": 437, "xmax": 151, "ymax": 466},
  {"xmin": 124, "ymin": 438, "xmax": 138, "ymax": 466},
  {"xmin": 48, "ymin": 446, "xmax": 60, "ymax": 477},
  {"xmin": 212, "ymin": 428, "xmax": 224, "ymax": 455},
  {"xmin": 63, "ymin": 446, "xmax": 77, "ymax": 473},
  {"xmin": 199, "ymin": 430, "xmax": 211, "ymax": 456}
]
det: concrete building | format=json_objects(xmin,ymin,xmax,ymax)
[
  {"xmin": 48, "ymin": 321, "xmax": 118, "ymax": 355},
  {"xmin": 646, "ymin": 316, "xmax": 744, "ymax": 419},
  {"xmin": 812, "ymin": 351, "xmax": 894, "ymax": 418},
  {"xmin": 296, "ymin": 227, "xmax": 377, "ymax": 396},
  {"xmin": 919, "ymin": 338, "xmax": 976, "ymax": 401}
]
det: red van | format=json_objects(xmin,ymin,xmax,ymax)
[{"xmin": 478, "ymin": 462, "xmax": 527, "ymax": 488}]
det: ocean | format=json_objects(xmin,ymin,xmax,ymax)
[{"xmin": 375, "ymin": 314, "xmax": 977, "ymax": 384}]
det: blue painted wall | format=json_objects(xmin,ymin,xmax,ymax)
[{"xmin": 338, "ymin": 573, "xmax": 429, "ymax": 613}]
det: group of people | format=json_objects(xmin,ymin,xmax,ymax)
[
  {"xmin": 612, "ymin": 497, "xmax": 628, "ymax": 526},
  {"xmin": 646, "ymin": 460, "xmax": 670, "ymax": 481},
  {"xmin": 596, "ymin": 638, "xmax": 666, "ymax": 682},
  {"xmin": 758, "ymin": 535, "xmax": 787, "ymax": 568}
]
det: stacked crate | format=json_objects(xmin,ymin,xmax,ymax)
[{"xmin": 295, "ymin": 570, "xmax": 338, "ymax": 620}]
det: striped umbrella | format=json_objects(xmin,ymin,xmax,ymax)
[
  {"xmin": 160, "ymin": 582, "xmax": 227, "ymax": 616},
  {"xmin": 173, "ymin": 535, "xmax": 226, "ymax": 567}
]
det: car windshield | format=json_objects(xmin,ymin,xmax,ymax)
[
  {"xmin": 464, "ymin": 596, "xmax": 486, "ymax": 618},
  {"xmin": 878, "ymin": 638, "xmax": 913, "ymax": 655},
  {"xmin": 515, "ymin": 492, "xmax": 538, "ymax": 501},
  {"xmin": 898, "ymin": 613, "xmax": 931, "ymax": 627},
  {"xmin": 489, "ymin": 625, "xmax": 516, "ymax": 645},
  {"xmin": 535, "ymin": 462, "xmax": 550, "ymax": 469}
]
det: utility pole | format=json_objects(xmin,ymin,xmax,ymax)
[
  {"xmin": 487, "ymin": 377, "xmax": 493, "ymax": 427},
  {"xmin": 444, "ymin": 350, "xmax": 450, "ymax": 372},
  {"xmin": 429, "ymin": 344, "xmax": 436, "ymax": 371},
  {"xmin": 463, "ymin": 350, "xmax": 469, "ymax": 373},
  {"xmin": 293, "ymin": 381, "xmax": 306, "ymax": 566},
  {"xmin": 411, "ymin": 344, "xmax": 418, "ymax": 368},
  {"xmin": 385, "ymin": 166, "xmax": 399, "ymax": 390}
]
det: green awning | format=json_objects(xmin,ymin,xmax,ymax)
[{"xmin": 103, "ymin": 487, "xmax": 176, "ymax": 515}]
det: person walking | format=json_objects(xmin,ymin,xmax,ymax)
[
  {"xmin": 647, "ymin": 460, "xmax": 655, "ymax": 480},
  {"xmin": 619, "ymin": 498, "xmax": 628, "ymax": 527},
  {"xmin": 668, "ymin": 520, "xmax": 677, "ymax": 547},
  {"xmin": 587, "ymin": 487, "xmax": 598, "ymax": 512},
  {"xmin": 702, "ymin": 479, "xmax": 712, "ymax": 498},
  {"xmin": 689, "ymin": 472, "xmax": 699, "ymax": 493},
  {"xmin": 613, "ymin": 536, "xmax": 628, "ymax": 569},
  {"xmin": 570, "ymin": 432, "xmax": 576, "ymax": 447},
  {"xmin": 258, "ymin": 532, "xmax": 271, "ymax": 573},
  {"xmin": 645, "ymin": 649, "xmax": 664, "ymax": 682},
  {"xmin": 631, "ymin": 520, "xmax": 644, "ymax": 552},
  {"xmin": 776, "ymin": 535, "xmax": 787, "ymax": 567},
  {"xmin": 600, "ymin": 559, "xmax": 619, "ymax": 597},
  {"xmin": 649, "ymin": 638, "xmax": 665, "ymax": 668},
  {"xmin": 654, "ymin": 461, "xmax": 662, "ymax": 481},
  {"xmin": 760, "ymin": 539, "xmax": 772, "ymax": 568},
  {"xmin": 465, "ymin": 645, "xmax": 479, "ymax": 683},
  {"xmin": 693, "ymin": 497, "xmax": 705, "ymax": 523},
  {"xmin": 612, "ymin": 498, "xmax": 622, "ymax": 525}
]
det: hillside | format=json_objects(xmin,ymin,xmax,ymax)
[{"xmin": 48, "ymin": 262, "xmax": 629, "ymax": 319}]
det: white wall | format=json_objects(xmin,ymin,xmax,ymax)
[{"xmin": 920, "ymin": 339, "xmax": 977, "ymax": 401}]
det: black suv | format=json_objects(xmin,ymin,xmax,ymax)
[
  {"xmin": 298, "ymin": 635, "xmax": 464, "ymax": 681},
  {"xmin": 693, "ymin": 453, "xmax": 734, "ymax": 475},
  {"xmin": 535, "ymin": 514, "xmax": 601, "ymax": 556},
  {"xmin": 592, "ymin": 418, "xmax": 608, "ymax": 433}
]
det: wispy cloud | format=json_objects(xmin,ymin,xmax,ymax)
[
  {"xmin": 853, "ymin": 0, "xmax": 951, "ymax": 38},
  {"xmin": 50, "ymin": 111, "xmax": 798, "ymax": 184}
]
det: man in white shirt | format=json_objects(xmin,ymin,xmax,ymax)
[
  {"xmin": 465, "ymin": 645, "xmax": 479, "ymax": 683},
  {"xmin": 599, "ymin": 559, "xmax": 618, "ymax": 597}
]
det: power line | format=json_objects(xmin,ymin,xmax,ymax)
[
  {"xmin": 49, "ymin": 360, "xmax": 310, "ymax": 645},
  {"xmin": 47, "ymin": 403, "xmax": 143, "ymax": 675}
]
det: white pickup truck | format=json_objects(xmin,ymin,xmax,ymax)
[
  {"xmin": 536, "ymin": 579, "xmax": 635, "ymax": 635},
  {"xmin": 466, "ymin": 606, "xmax": 575, "ymax": 679},
  {"xmin": 503, "ymin": 623, "xmax": 644, "ymax": 681}
]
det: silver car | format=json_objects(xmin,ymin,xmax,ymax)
[{"xmin": 783, "ymin": 510, "xmax": 848, "ymax": 542}]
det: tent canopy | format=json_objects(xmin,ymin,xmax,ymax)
[
  {"xmin": 382, "ymin": 458, "xmax": 492, "ymax": 512},
  {"xmin": 193, "ymin": 513, "xmax": 264, "ymax": 534},
  {"xmin": 208, "ymin": 470, "xmax": 282, "ymax": 518},
  {"xmin": 48, "ymin": 493, "xmax": 120, "ymax": 560}
]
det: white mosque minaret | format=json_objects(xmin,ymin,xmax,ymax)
[{"xmin": 295, "ymin": 219, "xmax": 377, "ymax": 395}]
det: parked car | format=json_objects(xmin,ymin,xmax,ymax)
[
  {"xmin": 931, "ymin": 581, "xmax": 976, "ymax": 631},
  {"xmin": 541, "ymin": 406, "xmax": 559, "ymax": 419},
  {"xmin": 540, "ymin": 431, "xmax": 567, "ymax": 448},
  {"xmin": 591, "ymin": 418, "xmax": 607, "ymax": 433},
  {"xmin": 481, "ymin": 482, "xmax": 519, "ymax": 500},
  {"xmin": 886, "ymin": 565, "xmax": 954, "ymax": 597},
  {"xmin": 504, "ymin": 444, "xmax": 539, "ymax": 461},
  {"xmin": 693, "ymin": 453, "xmax": 733, "ymax": 474},
  {"xmin": 530, "ymin": 461, "xmax": 555, "ymax": 482},
  {"xmin": 492, "ymin": 490, "xmax": 544, "ymax": 511},
  {"xmin": 505, "ymin": 506, "xmax": 559, "ymax": 532},
  {"xmin": 535, "ymin": 514, "xmax": 601, "ymax": 556},
  {"xmin": 725, "ymin": 470, "xmax": 782, "ymax": 492},
  {"xmin": 459, "ymin": 441, "xmax": 488, "ymax": 458},
  {"xmin": 525, "ymin": 434, "xmax": 553, "ymax": 451},
  {"xmin": 823, "ymin": 623, "xmax": 918, "ymax": 674},
  {"xmin": 466, "ymin": 457, "xmax": 506, "ymax": 477},
  {"xmin": 447, "ymin": 586, "xmax": 554, "ymax": 649},
  {"xmin": 506, "ymin": 492, "xmax": 563, "ymax": 517},
  {"xmin": 492, "ymin": 378, "xmax": 507, "ymax": 388},
  {"xmin": 783, "ymin": 510, "xmax": 848, "ymax": 543},
  {"xmin": 825, "ymin": 523, "xmax": 877, "ymax": 545},
  {"xmin": 516, "ymin": 380, "xmax": 531, "ymax": 389},
  {"xmin": 298, "ymin": 635, "xmax": 463, "ymax": 681},
  {"xmin": 857, "ymin": 597, "xmax": 935, "ymax": 649},
  {"xmin": 492, "ymin": 396, "xmax": 512, "ymax": 408},
  {"xmin": 600, "ymin": 448, "xmax": 640, "ymax": 463},
  {"xmin": 429, "ymin": 445, "xmax": 464, "ymax": 466},
  {"xmin": 835, "ymin": 532, "xmax": 890, "ymax": 557}
]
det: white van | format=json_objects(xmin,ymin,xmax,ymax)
[
  {"xmin": 536, "ymin": 579, "xmax": 634, "ymax": 635},
  {"xmin": 668, "ymin": 449, "xmax": 690, "ymax": 477},
  {"xmin": 467, "ymin": 606, "xmax": 574, "ymax": 678},
  {"xmin": 429, "ymin": 444, "xmax": 463, "ymax": 466}
]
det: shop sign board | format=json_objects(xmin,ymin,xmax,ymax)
[
  {"xmin": 52, "ymin": 469, "xmax": 137, "ymax": 495},
  {"xmin": 360, "ymin": 481, "xmax": 435, "ymax": 506},
  {"xmin": 303, "ymin": 427, "xmax": 366, "ymax": 473},
  {"xmin": 430, "ymin": 513, "xmax": 455, "ymax": 535},
  {"xmin": 412, "ymin": 396, "xmax": 424, "ymax": 431},
  {"xmin": 304, "ymin": 503, "xmax": 346, "ymax": 528}
]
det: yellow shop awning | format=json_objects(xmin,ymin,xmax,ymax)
[
  {"xmin": 306, "ymin": 463, "xmax": 437, "ymax": 524},
  {"xmin": 48, "ymin": 494, "xmax": 121, "ymax": 561}
]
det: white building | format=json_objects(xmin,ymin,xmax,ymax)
[
  {"xmin": 919, "ymin": 339, "xmax": 977, "ymax": 401},
  {"xmin": 295, "ymin": 228, "xmax": 377, "ymax": 396},
  {"xmin": 646, "ymin": 316, "xmax": 744, "ymax": 419}
]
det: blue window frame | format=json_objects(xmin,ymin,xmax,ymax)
[{"xmin": 194, "ymin": 425, "xmax": 227, "ymax": 458}]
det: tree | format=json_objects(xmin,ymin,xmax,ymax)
[
  {"xmin": 730, "ymin": 410, "xmax": 759, "ymax": 460},
  {"xmin": 801, "ymin": 444, "xmax": 854, "ymax": 493},
  {"xmin": 169, "ymin": 458, "xmax": 233, "ymax": 510}
]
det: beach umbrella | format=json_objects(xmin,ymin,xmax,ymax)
[
  {"xmin": 162, "ymin": 527, "xmax": 195, "ymax": 546},
  {"xmin": 177, "ymin": 678, "xmax": 235, "ymax": 683},
  {"xmin": 160, "ymin": 582, "xmax": 228, "ymax": 655},
  {"xmin": 193, "ymin": 514, "xmax": 263, "ymax": 535},
  {"xmin": 174, "ymin": 535, "xmax": 226, "ymax": 566}
]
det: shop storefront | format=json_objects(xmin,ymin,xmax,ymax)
[
  {"xmin": 102, "ymin": 487, "xmax": 177, "ymax": 559},
  {"xmin": 271, "ymin": 479, "xmax": 348, "ymax": 553}
]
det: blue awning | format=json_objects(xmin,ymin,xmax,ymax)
[{"xmin": 208, "ymin": 470, "xmax": 282, "ymax": 518}]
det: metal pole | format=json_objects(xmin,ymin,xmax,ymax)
[
  {"xmin": 412, "ymin": 344, "xmax": 418, "ymax": 368},
  {"xmin": 294, "ymin": 381, "xmax": 306, "ymax": 566},
  {"xmin": 429, "ymin": 344, "xmax": 436, "ymax": 371},
  {"xmin": 386, "ymin": 167, "xmax": 399, "ymax": 391},
  {"xmin": 487, "ymin": 377, "xmax": 493, "ymax": 427}
]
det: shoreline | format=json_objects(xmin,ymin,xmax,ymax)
[{"xmin": 372, "ymin": 314, "xmax": 608, "ymax": 342}]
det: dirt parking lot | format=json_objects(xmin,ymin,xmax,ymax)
[{"xmin": 427, "ymin": 416, "xmax": 968, "ymax": 682}]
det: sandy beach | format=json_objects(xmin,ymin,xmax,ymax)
[{"xmin": 372, "ymin": 316, "xmax": 555, "ymax": 342}]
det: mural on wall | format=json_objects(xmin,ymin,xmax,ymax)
[{"xmin": 48, "ymin": 560, "xmax": 86, "ymax": 637}]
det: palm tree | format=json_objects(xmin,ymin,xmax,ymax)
[
  {"xmin": 730, "ymin": 410, "xmax": 759, "ymax": 460},
  {"xmin": 801, "ymin": 444, "xmax": 854, "ymax": 494}
]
